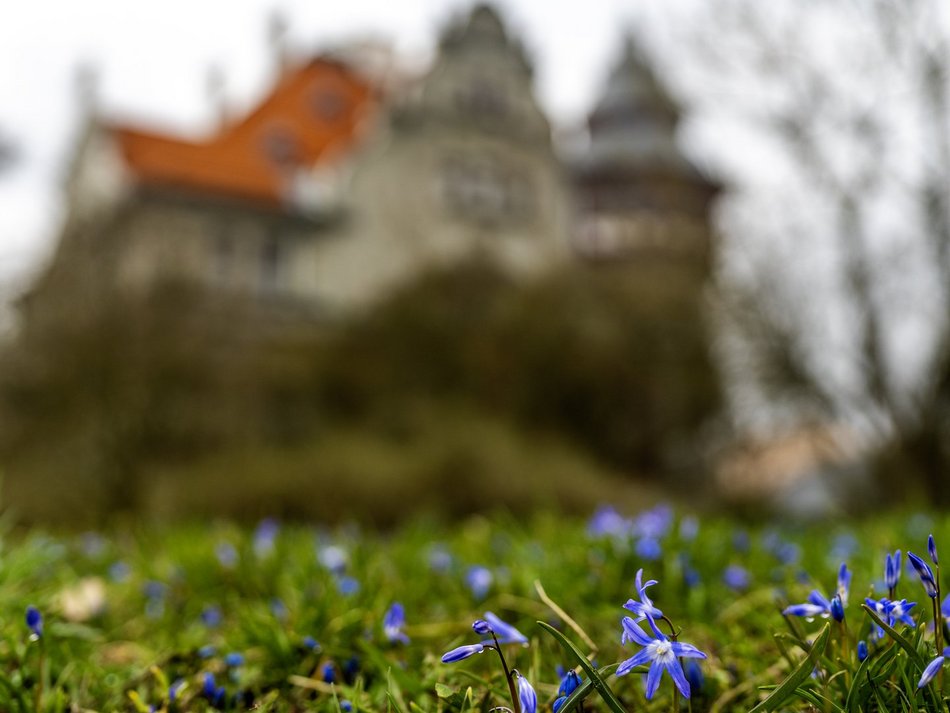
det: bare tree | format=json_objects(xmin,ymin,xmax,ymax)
[{"xmin": 645, "ymin": 0, "xmax": 950, "ymax": 500}]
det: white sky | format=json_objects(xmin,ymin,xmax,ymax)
[{"xmin": 0, "ymin": 0, "xmax": 642, "ymax": 296}]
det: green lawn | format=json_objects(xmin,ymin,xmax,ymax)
[{"xmin": 2, "ymin": 506, "xmax": 949, "ymax": 711}]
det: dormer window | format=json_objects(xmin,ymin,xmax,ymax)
[
  {"xmin": 262, "ymin": 127, "xmax": 300, "ymax": 167},
  {"xmin": 311, "ymin": 86, "xmax": 347, "ymax": 122}
]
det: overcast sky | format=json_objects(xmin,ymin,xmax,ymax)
[{"xmin": 0, "ymin": 0, "xmax": 647, "ymax": 295}]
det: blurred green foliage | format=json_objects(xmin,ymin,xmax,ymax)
[{"xmin": 0, "ymin": 261, "xmax": 718, "ymax": 524}]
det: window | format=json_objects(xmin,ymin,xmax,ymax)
[
  {"xmin": 310, "ymin": 86, "xmax": 347, "ymax": 122},
  {"xmin": 259, "ymin": 234, "xmax": 283, "ymax": 293},
  {"xmin": 261, "ymin": 127, "xmax": 300, "ymax": 167},
  {"xmin": 440, "ymin": 156, "xmax": 534, "ymax": 225}
]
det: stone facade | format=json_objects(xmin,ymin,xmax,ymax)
[{"xmin": 20, "ymin": 5, "xmax": 713, "ymax": 333}]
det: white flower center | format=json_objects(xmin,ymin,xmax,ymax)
[{"xmin": 649, "ymin": 639, "xmax": 674, "ymax": 663}]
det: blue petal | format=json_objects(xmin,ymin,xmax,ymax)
[
  {"xmin": 559, "ymin": 670, "xmax": 581, "ymax": 697},
  {"xmin": 644, "ymin": 614, "xmax": 667, "ymax": 641},
  {"xmin": 671, "ymin": 642, "xmax": 707, "ymax": 659},
  {"xmin": 644, "ymin": 661, "xmax": 664, "ymax": 700},
  {"xmin": 484, "ymin": 612, "xmax": 528, "ymax": 645},
  {"xmin": 621, "ymin": 617, "xmax": 654, "ymax": 647},
  {"xmin": 837, "ymin": 563, "xmax": 851, "ymax": 603},
  {"xmin": 517, "ymin": 674, "xmax": 537, "ymax": 713},
  {"xmin": 441, "ymin": 644, "xmax": 485, "ymax": 663},
  {"xmin": 807, "ymin": 590, "xmax": 830, "ymax": 609},
  {"xmin": 665, "ymin": 658, "xmax": 691, "ymax": 699},
  {"xmin": 783, "ymin": 603, "xmax": 827, "ymax": 618},
  {"xmin": 918, "ymin": 656, "xmax": 945, "ymax": 688},
  {"xmin": 616, "ymin": 649, "xmax": 652, "ymax": 676}
]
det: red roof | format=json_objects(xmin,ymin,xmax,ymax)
[{"xmin": 110, "ymin": 58, "xmax": 376, "ymax": 208}]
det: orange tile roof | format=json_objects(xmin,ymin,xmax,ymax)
[{"xmin": 110, "ymin": 58, "xmax": 376, "ymax": 208}]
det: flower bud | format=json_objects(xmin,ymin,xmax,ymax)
[
  {"xmin": 472, "ymin": 619, "xmax": 492, "ymax": 636},
  {"xmin": 830, "ymin": 594, "xmax": 845, "ymax": 623}
]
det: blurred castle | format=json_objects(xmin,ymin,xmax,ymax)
[{"xmin": 19, "ymin": 3, "xmax": 717, "ymax": 330}]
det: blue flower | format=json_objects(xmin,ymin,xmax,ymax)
[
  {"xmin": 908, "ymin": 552, "xmax": 938, "ymax": 598},
  {"xmin": 472, "ymin": 619, "xmax": 492, "ymax": 636},
  {"xmin": 270, "ymin": 597, "xmax": 289, "ymax": 620},
  {"xmin": 428, "ymin": 544, "xmax": 453, "ymax": 573},
  {"xmin": 109, "ymin": 561, "xmax": 131, "ymax": 582},
  {"xmin": 25, "ymin": 606, "xmax": 42, "ymax": 640},
  {"xmin": 224, "ymin": 652, "xmax": 244, "ymax": 667},
  {"xmin": 202, "ymin": 672, "xmax": 217, "ymax": 698},
  {"xmin": 929, "ymin": 535, "xmax": 939, "ymax": 565},
  {"xmin": 318, "ymin": 544, "xmax": 348, "ymax": 574},
  {"xmin": 723, "ymin": 565, "xmax": 750, "ymax": 592},
  {"xmin": 918, "ymin": 648, "xmax": 950, "ymax": 688},
  {"xmin": 441, "ymin": 643, "xmax": 486, "ymax": 663},
  {"xmin": 886, "ymin": 599, "xmax": 917, "ymax": 627},
  {"xmin": 857, "ymin": 641, "xmax": 868, "ymax": 662},
  {"xmin": 784, "ymin": 564, "xmax": 850, "ymax": 620},
  {"xmin": 632, "ymin": 505, "xmax": 673, "ymax": 540},
  {"xmin": 322, "ymin": 662, "xmax": 336, "ymax": 684},
  {"xmin": 202, "ymin": 672, "xmax": 226, "ymax": 706},
  {"xmin": 636, "ymin": 538, "xmax": 662, "ymax": 561},
  {"xmin": 623, "ymin": 569, "xmax": 663, "ymax": 626},
  {"xmin": 885, "ymin": 550, "xmax": 902, "ymax": 591},
  {"xmin": 482, "ymin": 612, "xmax": 528, "ymax": 645},
  {"xmin": 340, "ymin": 700, "xmax": 353, "ymax": 712},
  {"xmin": 679, "ymin": 516, "xmax": 699, "ymax": 541},
  {"xmin": 831, "ymin": 533, "xmax": 858, "ymax": 560},
  {"xmin": 830, "ymin": 595, "xmax": 845, "ymax": 623},
  {"xmin": 383, "ymin": 602, "xmax": 409, "ymax": 645},
  {"xmin": 253, "ymin": 518, "xmax": 279, "ymax": 558},
  {"xmin": 466, "ymin": 566, "xmax": 493, "ymax": 599},
  {"xmin": 201, "ymin": 605, "xmax": 222, "ymax": 628},
  {"xmin": 835, "ymin": 563, "xmax": 852, "ymax": 605},
  {"xmin": 515, "ymin": 671, "xmax": 537, "ymax": 713},
  {"xmin": 587, "ymin": 506, "xmax": 629, "ymax": 538},
  {"xmin": 617, "ymin": 615, "xmax": 707, "ymax": 699},
  {"xmin": 215, "ymin": 542, "xmax": 238, "ymax": 569},
  {"xmin": 302, "ymin": 635, "xmax": 320, "ymax": 651},
  {"xmin": 558, "ymin": 669, "xmax": 582, "ymax": 697},
  {"xmin": 337, "ymin": 576, "xmax": 360, "ymax": 596},
  {"xmin": 864, "ymin": 596, "xmax": 917, "ymax": 635},
  {"xmin": 553, "ymin": 666, "xmax": 582, "ymax": 710}
]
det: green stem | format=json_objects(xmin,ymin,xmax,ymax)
[
  {"xmin": 34, "ymin": 642, "xmax": 45, "ymax": 713},
  {"xmin": 935, "ymin": 562, "xmax": 943, "ymax": 656},
  {"xmin": 490, "ymin": 633, "xmax": 520, "ymax": 713}
]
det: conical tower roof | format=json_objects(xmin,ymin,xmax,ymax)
[{"xmin": 582, "ymin": 36, "xmax": 700, "ymax": 179}]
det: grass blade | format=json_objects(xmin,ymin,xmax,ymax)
[
  {"xmin": 553, "ymin": 663, "xmax": 624, "ymax": 713},
  {"xmin": 536, "ymin": 621, "xmax": 627, "ymax": 713},
  {"xmin": 749, "ymin": 621, "xmax": 831, "ymax": 713}
]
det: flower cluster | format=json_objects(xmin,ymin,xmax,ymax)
[
  {"xmin": 616, "ymin": 569, "xmax": 707, "ymax": 700},
  {"xmin": 442, "ymin": 613, "xmax": 534, "ymax": 713},
  {"xmin": 783, "ymin": 563, "xmax": 851, "ymax": 621}
]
